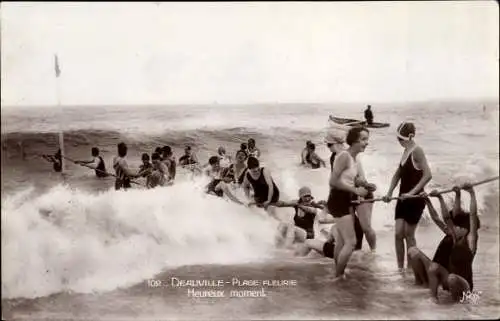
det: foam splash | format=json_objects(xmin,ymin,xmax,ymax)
[{"xmin": 1, "ymin": 181, "xmax": 278, "ymax": 299}]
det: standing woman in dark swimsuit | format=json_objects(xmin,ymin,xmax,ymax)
[
  {"xmin": 242, "ymin": 157, "xmax": 280, "ymax": 220},
  {"xmin": 383, "ymin": 122, "xmax": 432, "ymax": 272},
  {"xmin": 408, "ymin": 183, "xmax": 479, "ymax": 303}
]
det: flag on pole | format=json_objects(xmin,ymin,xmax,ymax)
[{"xmin": 54, "ymin": 54, "xmax": 61, "ymax": 78}]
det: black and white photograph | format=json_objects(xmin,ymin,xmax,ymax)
[{"xmin": 1, "ymin": 2, "xmax": 499, "ymax": 320}]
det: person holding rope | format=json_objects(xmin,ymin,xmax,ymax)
[
  {"xmin": 75, "ymin": 147, "xmax": 108, "ymax": 178},
  {"xmin": 41, "ymin": 149, "xmax": 62, "ymax": 173},
  {"xmin": 327, "ymin": 126, "xmax": 375, "ymax": 280},
  {"xmin": 383, "ymin": 122, "xmax": 432, "ymax": 273},
  {"xmin": 407, "ymin": 183, "xmax": 480, "ymax": 303},
  {"xmin": 325, "ymin": 131, "xmax": 369, "ymax": 251},
  {"xmin": 113, "ymin": 142, "xmax": 141, "ymax": 190}
]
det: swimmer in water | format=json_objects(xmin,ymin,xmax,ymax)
[
  {"xmin": 275, "ymin": 187, "xmax": 334, "ymax": 248},
  {"xmin": 408, "ymin": 183, "xmax": 480, "ymax": 303},
  {"xmin": 225, "ymin": 150, "xmax": 248, "ymax": 186},
  {"xmin": 203, "ymin": 156, "xmax": 222, "ymax": 179},
  {"xmin": 138, "ymin": 153, "xmax": 153, "ymax": 184},
  {"xmin": 112, "ymin": 142, "xmax": 140, "ymax": 190},
  {"xmin": 247, "ymin": 138, "xmax": 261, "ymax": 159},
  {"xmin": 242, "ymin": 156, "xmax": 281, "ymax": 220},
  {"xmin": 205, "ymin": 166, "xmax": 248, "ymax": 205},
  {"xmin": 294, "ymin": 224, "xmax": 339, "ymax": 259},
  {"xmin": 161, "ymin": 146, "xmax": 176, "ymax": 181},
  {"xmin": 383, "ymin": 122, "xmax": 432, "ymax": 272},
  {"xmin": 217, "ymin": 146, "xmax": 232, "ymax": 168},
  {"xmin": 75, "ymin": 147, "xmax": 108, "ymax": 178},
  {"xmin": 178, "ymin": 145, "xmax": 201, "ymax": 174},
  {"xmin": 42, "ymin": 149, "xmax": 62, "ymax": 172},
  {"xmin": 301, "ymin": 141, "xmax": 313, "ymax": 165},
  {"xmin": 303, "ymin": 143, "xmax": 326, "ymax": 169},
  {"xmin": 147, "ymin": 152, "xmax": 170, "ymax": 188}
]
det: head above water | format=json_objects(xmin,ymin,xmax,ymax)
[
  {"xmin": 209, "ymin": 156, "xmax": 220, "ymax": 166},
  {"xmin": 162, "ymin": 146, "xmax": 172, "ymax": 156},
  {"xmin": 236, "ymin": 149, "xmax": 248, "ymax": 162},
  {"xmin": 396, "ymin": 122, "xmax": 416, "ymax": 144},
  {"xmin": 247, "ymin": 156, "xmax": 259, "ymax": 170},
  {"xmin": 141, "ymin": 153, "xmax": 150, "ymax": 162},
  {"xmin": 367, "ymin": 105, "xmax": 371, "ymax": 110},
  {"xmin": 307, "ymin": 143, "xmax": 316, "ymax": 151},
  {"xmin": 240, "ymin": 143, "xmax": 248, "ymax": 151},
  {"xmin": 151, "ymin": 152, "xmax": 161, "ymax": 162},
  {"xmin": 248, "ymin": 138, "xmax": 256, "ymax": 147},
  {"xmin": 298, "ymin": 186, "xmax": 313, "ymax": 202},
  {"xmin": 117, "ymin": 142, "xmax": 128, "ymax": 157},
  {"xmin": 218, "ymin": 146, "xmax": 226, "ymax": 155},
  {"xmin": 345, "ymin": 127, "xmax": 370, "ymax": 147},
  {"xmin": 91, "ymin": 147, "xmax": 100, "ymax": 157}
]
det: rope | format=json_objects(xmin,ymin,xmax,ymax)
[
  {"xmin": 352, "ymin": 175, "xmax": 499, "ymax": 205},
  {"xmin": 61, "ymin": 155, "xmax": 145, "ymax": 187}
]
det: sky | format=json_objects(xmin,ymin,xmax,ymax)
[{"xmin": 1, "ymin": 1, "xmax": 498, "ymax": 107}]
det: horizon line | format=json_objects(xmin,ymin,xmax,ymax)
[{"xmin": 2, "ymin": 97, "xmax": 499, "ymax": 109}]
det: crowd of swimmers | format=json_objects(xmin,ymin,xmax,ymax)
[{"xmin": 42, "ymin": 121, "xmax": 482, "ymax": 304}]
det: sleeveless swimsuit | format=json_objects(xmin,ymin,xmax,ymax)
[
  {"xmin": 246, "ymin": 168, "xmax": 280, "ymax": 204},
  {"xmin": 293, "ymin": 201, "xmax": 316, "ymax": 239},
  {"xmin": 394, "ymin": 147, "xmax": 426, "ymax": 224},
  {"xmin": 327, "ymin": 151, "xmax": 358, "ymax": 218}
]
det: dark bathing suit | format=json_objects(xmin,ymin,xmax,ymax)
[
  {"xmin": 246, "ymin": 168, "xmax": 280, "ymax": 204},
  {"xmin": 305, "ymin": 152, "xmax": 320, "ymax": 169},
  {"xmin": 293, "ymin": 201, "xmax": 316, "ymax": 239},
  {"xmin": 329, "ymin": 151, "xmax": 365, "ymax": 250},
  {"xmin": 323, "ymin": 239, "xmax": 335, "ymax": 258},
  {"xmin": 395, "ymin": 149, "xmax": 426, "ymax": 225},
  {"xmin": 96, "ymin": 156, "xmax": 107, "ymax": 177}
]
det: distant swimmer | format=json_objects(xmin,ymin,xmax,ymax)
[
  {"xmin": 364, "ymin": 105, "xmax": 374, "ymax": 125},
  {"xmin": 242, "ymin": 156, "xmax": 280, "ymax": 220},
  {"xmin": 247, "ymin": 138, "xmax": 261, "ymax": 159},
  {"xmin": 217, "ymin": 146, "xmax": 232, "ymax": 168},
  {"xmin": 300, "ymin": 141, "xmax": 313, "ymax": 165},
  {"xmin": 225, "ymin": 150, "xmax": 248, "ymax": 186},
  {"xmin": 205, "ymin": 166, "xmax": 247, "ymax": 205},
  {"xmin": 148, "ymin": 152, "xmax": 170, "ymax": 188},
  {"xmin": 303, "ymin": 143, "xmax": 326, "ymax": 169},
  {"xmin": 275, "ymin": 187, "xmax": 334, "ymax": 247},
  {"xmin": 383, "ymin": 122, "xmax": 432, "ymax": 273},
  {"xmin": 42, "ymin": 149, "xmax": 62, "ymax": 172},
  {"xmin": 327, "ymin": 127, "xmax": 371, "ymax": 279},
  {"xmin": 161, "ymin": 146, "xmax": 177, "ymax": 181},
  {"xmin": 408, "ymin": 184, "xmax": 480, "ymax": 304},
  {"xmin": 112, "ymin": 142, "xmax": 140, "ymax": 190},
  {"xmin": 75, "ymin": 147, "xmax": 108, "ymax": 178}
]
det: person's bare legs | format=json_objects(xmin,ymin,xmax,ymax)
[
  {"xmin": 335, "ymin": 215, "xmax": 357, "ymax": 277},
  {"xmin": 357, "ymin": 203, "xmax": 376, "ymax": 251},
  {"xmin": 428, "ymin": 262, "xmax": 449, "ymax": 302},
  {"xmin": 404, "ymin": 222, "xmax": 418, "ymax": 269},
  {"xmin": 408, "ymin": 246, "xmax": 431, "ymax": 286},
  {"xmin": 395, "ymin": 219, "xmax": 406, "ymax": 270},
  {"xmin": 447, "ymin": 274, "xmax": 471, "ymax": 302}
]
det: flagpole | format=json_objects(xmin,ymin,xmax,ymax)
[{"xmin": 55, "ymin": 54, "xmax": 65, "ymax": 174}]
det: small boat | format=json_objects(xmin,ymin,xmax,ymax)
[{"xmin": 329, "ymin": 116, "xmax": 390, "ymax": 128}]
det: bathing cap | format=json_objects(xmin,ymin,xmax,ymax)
[{"xmin": 397, "ymin": 122, "xmax": 416, "ymax": 140}]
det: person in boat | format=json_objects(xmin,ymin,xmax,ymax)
[
  {"xmin": 217, "ymin": 146, "xmax": 232, "ymax": 168},
  {"xmin": 275, "ymin": 187, "xmax": 334, "ymax": 247},
  {"xmin": 301, "ymin": 141, "xmax": 313, "ymax": 165},
  {"xmin": 303, "ymin": 143, "xmax": 326, "ymax": 169},
  {"xmin": 383, "ymin": 122, "xmax": 432, "ymax": 273},
  {"xmin": 242, "ymin": 156, "xmax": 281, "ymax": 220},
  {"xmin": 42, "ymin": 149, "xmax": 62, "ymax": 172},
  {"xmin": 325, "ymin": 131, "xmax": 369, "ymax": 251},
  {"xmin": 113, "ymin": 142, "xmax": 140, "ymax": 190},
  {"xmin": 225, "ymin": 149, "xmax": 248, "ymax": 186},
  {"xmin": 327, "ymin": 126, "xmax": 372, "ymax": 279},
  {"xmin": 161, "ymin": 146, "xmax": 177, "ymax": 181},
  {"xmin": 247, "ymin": 138, "xmax": 261, "ymax": 159},
  {"xmin": 407, "ymin": 183, "xmax": 479, "ymax": 303},
  {"xmin": 205, "ymin": 166, "xmax": 248, "ymax": 205},
  {"xmin": 75, "ymin": 147, "xmax": 108, "ymax": 178},
  {"xmin": 364, "ymin": 105, "xmax": 374, "ymax": 125}
]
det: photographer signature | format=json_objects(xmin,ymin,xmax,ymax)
[{"xmin": 459, "ymin": 290, "xmax": 481, "ymax": 305}]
